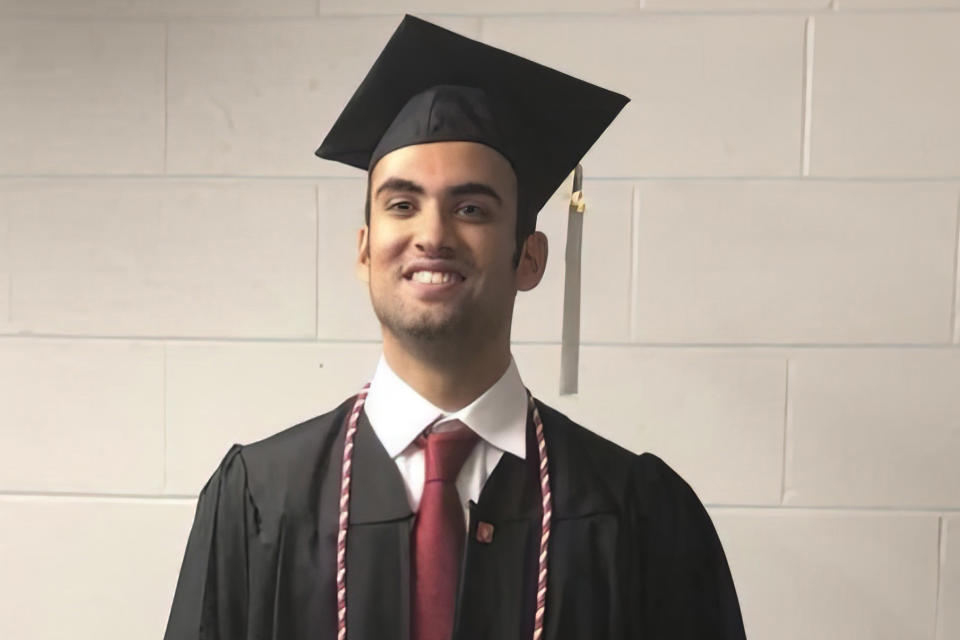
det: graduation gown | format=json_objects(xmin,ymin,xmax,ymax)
[{"xmin": 163, "ymin": 396, "xmax": 746, "ymax": 640}]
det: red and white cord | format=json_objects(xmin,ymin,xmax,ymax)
[
  {"xmin": 336, "ymin": 387, "xmax": 552, "ymax": 640},
  {"xmin": 336, "ymin": 384, "xmax": 368, "ymax": 640}
]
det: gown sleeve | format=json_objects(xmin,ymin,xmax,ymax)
[
  {"xmin": 633, "ymin": 453, "xmax": 746, "ymax": 639},
  {"xmin": 163, "ymin": 444, "xmax": 254, "ymax": 640}
]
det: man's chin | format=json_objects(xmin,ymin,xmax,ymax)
[
  {"xmin": 375, "ymin": 310, "xmax": 466, "ymax": 342},
  {"xmin": 394, "ymin": 320, "xmax": 462, "ymax": 341}
]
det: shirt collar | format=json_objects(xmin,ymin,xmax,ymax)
[{"xmin": 364, "ymin": 355, "xmax": 528, "ymax": 461}]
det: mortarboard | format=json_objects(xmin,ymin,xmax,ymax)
[{"xmin": 315, "ymin": 14, "xmax": 629, "ymax": 393}]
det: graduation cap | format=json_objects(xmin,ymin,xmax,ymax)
[{"xmin": 316, "ymin": 14, "xmax": 629, "ymax": 393}]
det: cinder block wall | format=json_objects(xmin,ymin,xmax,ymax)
[{"xmin": 1, "ymin": 1, "xmax": 958, "ymax": 639}]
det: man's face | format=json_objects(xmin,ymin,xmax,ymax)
[{"xmin": 357, "ymin": 140, "xmax": 542, "ymax": 348}]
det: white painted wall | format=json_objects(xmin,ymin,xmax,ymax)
[{"xmin": 0, "ymin": 1, "xmax": 958, "ymax": 638}]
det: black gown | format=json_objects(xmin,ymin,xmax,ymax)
[{"xmin": 163, "ymin": 396, "xmax": 746, "ymax": 640}]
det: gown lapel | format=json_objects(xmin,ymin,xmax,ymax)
[
  {"xmin": 345, "ymin": 410, "xmax": 415, "ymax": 640},
  {"xmin": 453, "ymin": 411, "xmax": 541, "ymax": 640}
]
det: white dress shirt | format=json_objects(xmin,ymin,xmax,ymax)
[{"xmin": 363, "ymin": 355, "xmax": 529, "ymax": 521}]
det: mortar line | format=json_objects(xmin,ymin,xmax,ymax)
[
  {"xmin": 779, "ymin": 357, "xmax": 791, "ymax": 504},
  {"xmin": 5, "ymin": 175, "xmax": 960, "ymax": 183},
  {"xmin": 705, "ymin": 505, "xmax": 960, "ymax": 513},
  {"xmin": 163, "ymin": 21, "xmax": 169, "ymax": 175},
  {"xmin": 951, "ymin": 192, "xmax": 960, "ymax": 344},
  {"xmin": 935, "ymin": 515, "xmax": 946, "ymax": 639},
  {"xmin": 3, "ymin": 9, "xmax": 960, "ymax": 22},
  {"xmin": 314, "ymin": 185, "xmax": 320, "ymax": 339},
  {"xmin": 0, "ymin": 490, "xmax": 197, "ymax": 501},
  {"xmin": 801, "ymin": 15, "xmax": 815, "ymax": 176},
  {"xmin": 628, "ymin": 185, "xmax": 641, "ymax": 341},
  {"xmin": 1, "ymin": 490, "xmax": 957, "ymax": 512},
  {"xmin": 5, "ymin": 214, "xmax": 11, "ymax": 323},
  {"xmin": 161, "ymin": 343, "xmax": 168, "ymax": 492},
  {"xmin": 1, "ymin": 334, "xmax": 960, "ymax": 348}
]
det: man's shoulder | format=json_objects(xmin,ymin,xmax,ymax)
[
  {"xmin": 237, "ymin": 395, "xmax": 355, "ymax": 470},
  {"xmin": 533, "ymin": 398, "xmax": 702, "ymax": 516},
  {"xmin": 205, "ymin": 396, "xmax": 358, "ymax": 518},
  {"xmin": 534, "ymin": 398, "xmax": 638, "ymax": 515},
  {"xmin": 535, "ymin": 398, "xmax": 635, "ymax": 462}
]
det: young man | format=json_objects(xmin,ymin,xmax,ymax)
[{"xmin": 164, "ymin": 15, "xmax": 746, "ymax": 640}]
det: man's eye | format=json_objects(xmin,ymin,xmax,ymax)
[
  {"xmin": 457, "ymin": 204, "xmax": 484, "ymax": 218},
  {"xmin": 387, "ymin": 201, "xmax": 414, "ymax": 212}
]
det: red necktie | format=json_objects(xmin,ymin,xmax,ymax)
[{"xmin": 411, "ymin": 422, "xmax": 479, "ymax": 640}]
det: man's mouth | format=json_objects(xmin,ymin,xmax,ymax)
[{"xmin": 407, "ymin": 270, "xmax": 465, "ymax": 284}]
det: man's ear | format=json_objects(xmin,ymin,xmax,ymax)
[
  {"xmin": 355, "ymin": 225, "xmax": 370, "ymax": 283},
  {"xmin": 516, "ymin": 231, "xmax": 548, "ymax": 292}
]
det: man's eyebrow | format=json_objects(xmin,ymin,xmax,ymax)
[
  {"xmin": 374, "ymin": 177, "xmax": 425, "ymax": 198},
  {"xmin": 446, "ymin": 182, "xmax": 502, "ymax": 204}
]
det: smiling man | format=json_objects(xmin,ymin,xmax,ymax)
[{"xmin": 164, "ymin": 15, "xmax": 745, "ymax": 640}]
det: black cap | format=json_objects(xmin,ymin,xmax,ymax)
[{"xmin": 315, "ymin": 15, "xmax": 629, "ymax": 232}]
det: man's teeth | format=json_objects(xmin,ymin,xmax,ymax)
[{"xmin": 411, "ymin": 271, "xmax": 459, "ymax": 284}]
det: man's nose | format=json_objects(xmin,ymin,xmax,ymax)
[{"xmin": 413, "ymin": 203, "xmax": 454, "ymax": 256}]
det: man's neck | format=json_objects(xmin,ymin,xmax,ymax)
[{"xmin": 381, "ymin": 334, "xmax": 511, "ymax": 412}]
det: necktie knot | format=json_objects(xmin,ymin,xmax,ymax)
[{"xmin": 421, "ymin": 422, "xmax": 479, "ymax": 483}]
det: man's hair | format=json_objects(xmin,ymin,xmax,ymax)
[{"xmin": 364, "ymin": 179, "xmax": 533, "ymax": 268}]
